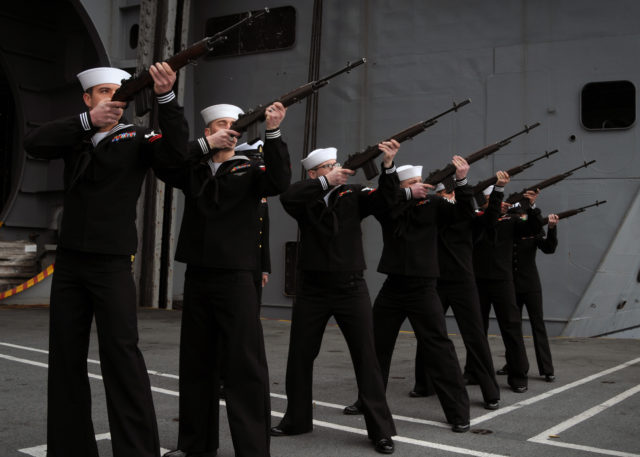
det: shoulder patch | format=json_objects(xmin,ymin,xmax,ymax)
[{"xmin": 144, "ymin": 130, "xmax": 162, "ymax": 143}]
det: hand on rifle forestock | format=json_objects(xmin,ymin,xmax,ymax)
[
  {"xmin": 149, "ymin": 62, "xmax": 176, "ymax": 94},
  {"xmin": 409, "ymin": 182, "xmax": 433, "ymax": 200},
  {"xmin": 547, "ymin": 213, "xmax": 559, "ymax": 228},
  {"xmin": 452, "ymin": 155, "xmax": 469, "ymax": 180},
  {"xmin": 379, "ymin": 139, "xmax": 400, "ymax": 168},
  {"xmin": 90, "ymin": 101, "xmax": 126, "ymax": 128},
  {"xmin": 207, "ymin": 129, "xmax": 239, "ymax": 150},
  {"xmin": 265, "ymin": 102, "xmax": 286, "ymax": 130},
  {"xmin": 523, "ymin": 189, "xmax": 540, "ymax": 206},
  {"xmin": 326, "ymin": 167, "xmax": 355, "ymax": 187},
  {"xmin": 496, "ymin": 170, "xmax": 510, "ymax": 187}
]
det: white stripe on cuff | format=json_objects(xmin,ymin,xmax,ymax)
[
  {"xmin": 494, "ymin": 185, "xmax": 504, "ymax": 193},
  {"xmin": 385, "ymin": 164, "xmax": 397, "ymax": 174},
  {"xmin": 265, "ymin": 129, "xmax": 281, "ymax": 139},
  {"xmin": 198, "ymin": 137, "xmax": 209, "ymax": 154},
  {"xmin": 80, "ymin": 112, "xmax": 91, "ymax": 131},
  {"xmin": 157, "ymin": 91, "xmax": 176, "ymax": 104},
  {"xmin": 455, "ymin": 177, "xmax": 468, "ymax": 187}
]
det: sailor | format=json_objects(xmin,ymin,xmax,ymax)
[
  {"xmin": 160, "ymin": 102, "xmax": 290, "ymax": 457},
  {"xmin": 273, "ymin": 143, "xmax": 399, "ymax": 454},
  {"xmin": 472, "ymin": 179, "xmax": 542, "ymax": 393},
  {"xmin": 23, "ymin": 63, "xmax": 189, "ymax": 457},
  {"xmin": 344, "ymin": 158, "xmax": 472, "ymax": 432},
  {"xmin": 497, "ymin": 212, "xmax": 559, "ymax": 382},
  {"xmin": 411, "ymin": 174, "xmax": 506, "ymax": 410}
]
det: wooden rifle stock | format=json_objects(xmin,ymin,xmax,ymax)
[
  {"xmin": 342, "ymin": 99, "xmax": 471, "ymax": 180},
  {"xmin": 424, "ymin": 122, "xmax": 541, "ymax": 186},
  {"xmin": 472, "ymin": 149, "xmax": 558, "ymax": 195},
  {"xmin": 542, "ymin": 200, "xmax": 607, "ymax": 224},
  {"xmin": 111, "ymin": 9, "xmax": 267, "ymax": 115},
  {"xmin": 230, "ymin": 58, "xmax": 366, "ymax": 143},
  {"xmin": 505, "ymin": 159, "xmax": 596, "ymax": 204}
]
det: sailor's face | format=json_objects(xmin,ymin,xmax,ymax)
[
  {"xmin": 205, "ymin": 117, "xmax": 236, "ymax": 136},
  {"xmin": 399, "ymin": 176, "xmax": 421, "ymax": 188},
  {"xmin": 83, "ymin": 83, "xmax": 120, "ymax": 109}
]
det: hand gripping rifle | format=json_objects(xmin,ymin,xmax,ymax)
[
  {"xmin": 341, "ymin": 99, "xmax": 471, "ymax": 180},
  {"xmin": 423, "ymin": 122, "xmax": 540, "ymax": 186},
  {"xmin": 505, "ymin": 159, "xmax": 597, "ymax": 205},
  {"xmin": 111, "ymin": 8, "xmax": 269, "ymax": 116},
  {"xmin": 542, "ymin": 200, "xmax": 607, "ymax": 225},
  {"xmin": 472, "ymin": 149, "xmax": 558, "ymax": 196},
  {"xmin": 230, "ymin": 58, "xmax": 367, "ymax": 144}
]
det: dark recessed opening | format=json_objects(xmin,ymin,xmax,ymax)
[
  {"xmin": 204, "ymin": 6, "xmax": 296, "ymax": 59},
  {"xmin": 581, "ymin": 80, "xmax": 635, "ymax": 130},
  {"xmin": 129, "ymin": 24, "xmax": 139, "ymax": 50}
]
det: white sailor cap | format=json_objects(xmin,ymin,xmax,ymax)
[
  {"xmin": 435, "ymin": 182, "xmax": 446, "ymax": 192},
  {"xmin": 201, "ymin": 104, "xmax": 244, "ymax": 125},
  {"xmin": 77, "ymin": 67, "xmax": 131, "ymax": 91},
  {"xmin": 302, "ymin": 147, "xmax": 337, "ymax": 170},
  {"xmin": 235, "ymin": 140, "xmax": 264, "ymax": 152},
  {"xmin": 396, "ymin": 165, "xmax": 423, "ymax": 182},
  {"xmin": 483, "ymin": 185, "xmax": 494, "ymax": 196}
]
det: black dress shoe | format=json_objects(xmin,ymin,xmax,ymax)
[
  {"xmin": 373, "ymin": 437, "xmax": 394, "ymax": 454},
  {"xmin": 452, "ymin": 423, "xmax": 470, "ymax": 433},
  {"xmin": 163, "ymin": 451, "xmax": 187, "ymax": 457},
  {"xmin": 408, "ymin": 389, "xmax": 432, "ymax": 398},
  {"xmin": 496, "ymin": 367, "xmax": 508, "ymax": 375},
  {"xmin": 484, "ymin": 400, "xmax": 500, "ymax": 410},
  {"xmin": 343, "ymin": 403, "xmax": 362, "ymax": 415},
  {"xmin": 270, "ymin": 425, "xmax": 311, "ymax": 436},
  {"xmin": 545, "ymin": 374, "xmax": 556, "ymax": 382},
  {"xmin": 511, "ymin": 385, "xmax": 528, "ymax": 393}
]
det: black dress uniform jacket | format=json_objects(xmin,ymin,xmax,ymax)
[
  {"xmin": 159, "ymin": 130, "xmax": 290, "ymax": 268},
  {"xmin": 280, "ymin": 167, "xmax": 398, "ymax": 272},
  {"xmin": 24, "ymin": 94, "xmax": 189, "ymax": 255},
  {"xmin": 514, "ymin": 226, "xmax": 558, "ymax": 293}
]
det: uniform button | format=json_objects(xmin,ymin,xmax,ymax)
[
  {"xmin": 259, "ymin": 217, "xmax": 263, "ymax": 221},
  {"xmin": 259, "ymin": 244, "xmax": 262, "ymax": 248},
  {"xmin": 259, "ymin": 231, "xmax": 262, "ymax": 234}
]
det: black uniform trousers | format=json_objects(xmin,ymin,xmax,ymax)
[
  {"xmin": 516, "ymin": 291, "xmax": 554, "ymax": 376},
  {"xmin": 278, "ymin": 271, "xmax": 396, "ymax": 440},
  {"xmin": 476, "ymin": 279, "xmax": 529, "ymax": 388},
  {"xmin": 373, "ymin": 276, "xmax": 470, "ymax": 425},
  {"xmin": 47, "ymin": 249, "xmax": 159, "ymax": 457},
  {"xmin": 177, "ymin": 267, "xmax": 271, "ymax": 457},
  {"xmin": 415, "ymin": 280, "xmax": 500, "ymax": 403}
]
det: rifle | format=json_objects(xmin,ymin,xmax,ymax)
[
  {"xmin": 472, "ymin": 149, "xmax": 558, "ymax": 196},
  {"xmin": 505, "ymin": 159, "xmax": 596, "ymax": 204},
  {"xmin": 423, "ymin": 122, "xmax": 540, "ymax": 186},
  {"xmin": 341, "ymin": 99, "xmax": 471, "ymax": 180},
  {"xmin": 542, "ymin": 200, "xmax": 607, "ymax": 225},
  {"xmin": 112, "ymin": 9, "xmax": 268, "ymax": 115},
  {"xmin": 231, "ymin": 58, "xmax": 366, "ymax": 144}
]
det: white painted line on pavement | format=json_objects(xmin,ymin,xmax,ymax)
[
  {"xmin": 528, "ymin": 384, "xmax": 640, "ymax": 457},
  {"xmin": 270, "ymin": 392, "xmax": 450, "ymax": 429},
  {"xmin": 0, "ymin": 341, "xmax": 179, "ymax": 379},
  {"xmin": 471, "ymin": 356, "xmax": 640, "ymax": 425},
  {"xmin": 5, "ymin": 352, "xmax": 503, "ymax": 457}
]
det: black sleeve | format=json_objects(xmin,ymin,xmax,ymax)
[
  {"xmin": 538, "ymin": 226, "xmax": 558, "ymax": 254},
  {"xmin": 23, "ymin": 112, "xmax": 97, "ymax": 160},
  {"xmin": 359, "ymin": 162, "xmax": 400, "ymax": 218},
  {"xmin": 255, "ymin": 130, "xmax": 292, "ymax": 197},
  {"xmin": 143, "ymin": 92, "xmax": 190, "ymax": 169},
  {"xmin": 436, "ymin": 179, "xmax": 475, "ymax": 226},
  {"xmin": 280, "ymin": 177, "xmax": 327, "ymax": 221},
  {"xmin": 154, "ymin": 140, "xmax": 204, "ymax": 190}
]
